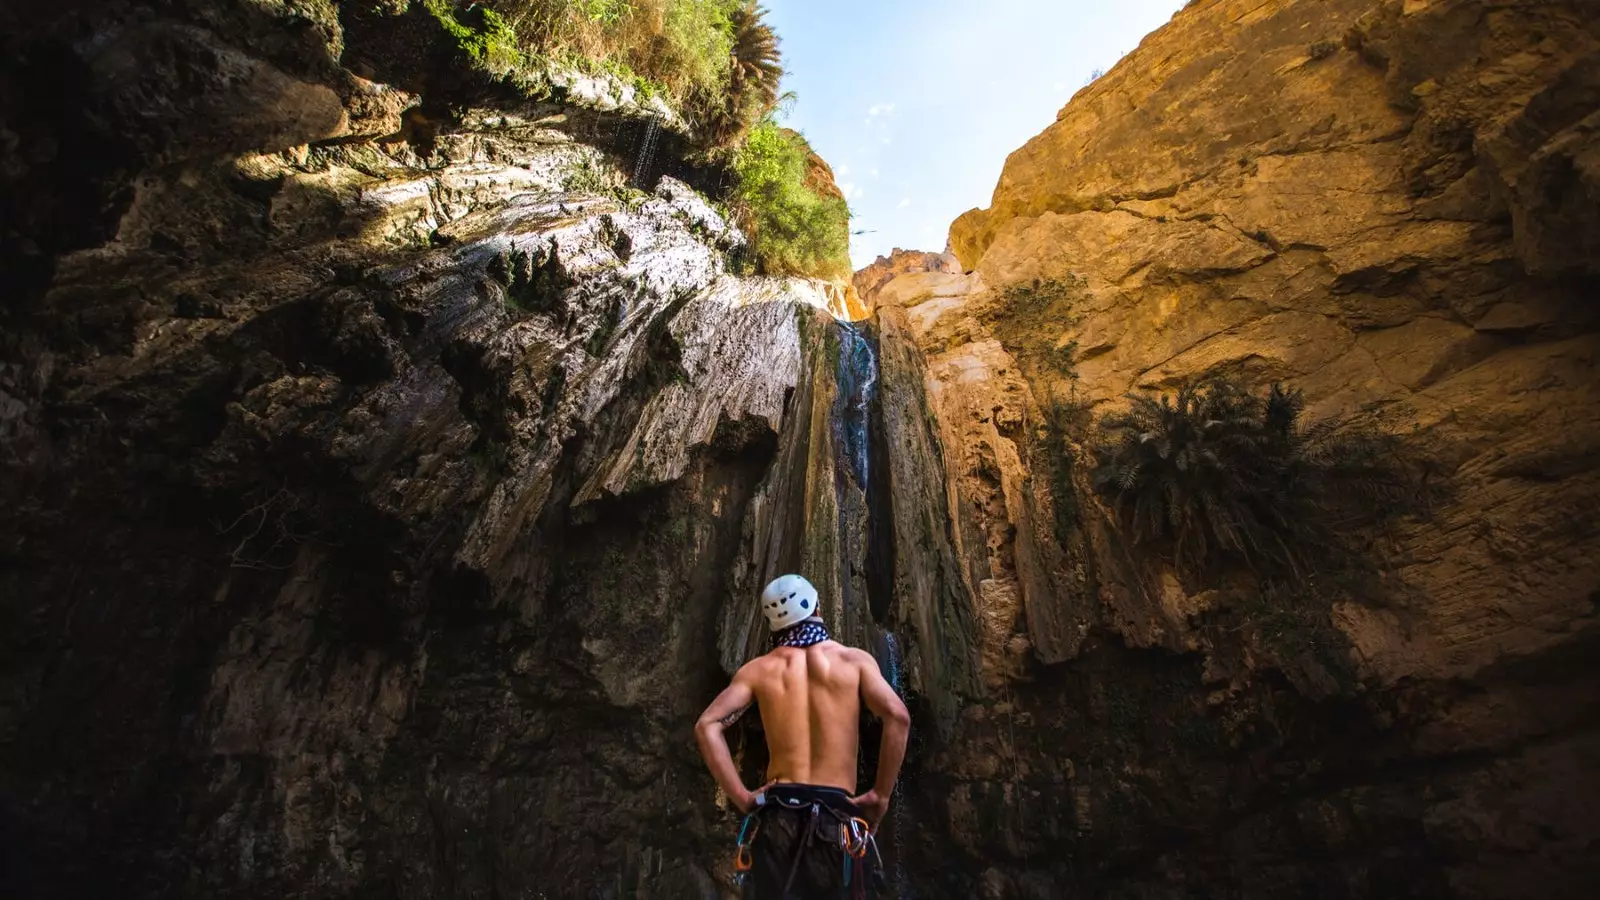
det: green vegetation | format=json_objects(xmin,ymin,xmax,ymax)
[
  {"xmin": 991, "ymin": 277, "xmax": 1095, "ymax": 541},
  {"xmin": 1001, "ymin": 275, "xmax": 1085, "ymax": 317},
  {"xmin": 488, "ymin": 245, "xmax": 571, "ymax": 315},
  {"xmin": 699, "ymin": 1, "xmax": 784, "ymax": 146},
  {"xmin": 1231, "ymin": 579, "xmax": 1357, "ymax": 695},
  {"xmin": 1091, "ymin": 376, "xmax": 1424, "ymax": 582},
  {"xmin": 995, "ymin": 276, "xmax": 1086, "ymax": 380},
  {"xmin": 728, "ymin": 119, "xmax": 852, "ymax": 279},
  {"xmin": 407, "ymin": 2, "xmax": 850, "ymax": 279},
  {"xmin": 458, "ymin": 0, "xmax": 783, "ymax": 146},
  {"xmin": 424, "ymin": 0, "xmax": 524, "ymax": 74},
  {"xmin": 562, "ymin": 155, "xmax": 617, "ymax": 193},
  {"xmin": 1040, "ymin": 397, "xmax": 1093, "ymax": 540}
]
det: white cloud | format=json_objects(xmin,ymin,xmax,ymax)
[
  {"xmin": 897, "ymin": 197, "xmax": 912, "ymax": 209},
  {"xmin": 880, "ymin": 137, "xmax": 892, "ymax": 145},
  {"xmin": 869, "ymin": 168, "xmax": 880, "ymax": 178},
  {"xmin": 839, "ymin": 182, "xmax": 863, "ymax": 201},
  {"xmin": 866, "ymin": 102, "xmax": 897, "ymax": 119},
  {"xmin": 836, "ymin": 164, "xmax": 852, "ymax": 178},
  {"xmin": 1052, "ymin": 81, "xmax": 1068, "ymax": 92}
]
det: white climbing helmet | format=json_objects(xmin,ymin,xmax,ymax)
[{"xmin": 760, "ymin": 574, "xmax": 820, "ymax": 632}]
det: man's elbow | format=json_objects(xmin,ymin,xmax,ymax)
[
  {"xmin": 884, "ymin": 700, "xmax": 911, "ymax": 730},
  {"xmin": 694, "ymin": 716, "xmax": 721, "ymax": 744}
]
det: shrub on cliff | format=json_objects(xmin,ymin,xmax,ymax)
[
  {"xmin": 729, "ymin": 119, "xmax": 852, "ymax": 280},
  {"xmin": 1091, "ymin": 377, "xmax": 1423, "ymax": 581},
  {"xmin": 424, "ymin": 0, "xmax": 525, "ymax": 74},
  {"xmin": 466, "ymin": 0, "xmax": 782, "ymax": 142}
]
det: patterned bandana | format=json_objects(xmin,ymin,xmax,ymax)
[{"xmin": 772, "ymin": 618, "xmax": 830, "ymax": 649}]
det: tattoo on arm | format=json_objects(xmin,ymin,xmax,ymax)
[{"xmin": 718, "ymin": 704, "xmax": 751, "ymax": 728}]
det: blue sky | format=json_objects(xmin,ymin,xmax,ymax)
[{"xmin": 762, "ymin": 0, "xmax": 1187, "ymax": 270}]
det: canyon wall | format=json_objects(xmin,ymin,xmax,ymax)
[
  {"xmin": 870, "ymin": 0, "xmax": 1600, "ymax": 896},
  {"xmin": 0, "ymin": 3, "xmax": 877, "ymax": 897}
]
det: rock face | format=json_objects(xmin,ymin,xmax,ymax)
[
  {"xmin": 852, "ymin": 248, "xmax": 962, "ymax": 303},
  {"xmin": 0, "ymin": 4, "xmax": 863, "ymax": 898},
  {"xmin": 868, "ymin": 0, "xmax": 1600, "ymax": 897}
]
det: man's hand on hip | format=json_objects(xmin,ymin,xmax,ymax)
[
  {"xmin": 734, "ymin": 778, "xmax": 780, "ymax": 814},
  {"xmin": 848, "ymin": 788, "xmax": 889, "ymax": 828}
]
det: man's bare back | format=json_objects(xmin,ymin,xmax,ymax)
[
  {"xmin": 695, "ymin": 633, "xmax": 909, "ymax": 823},
  {"xmin": 748, "ymin": 641, "xmax": 869, "ymax": 791}
]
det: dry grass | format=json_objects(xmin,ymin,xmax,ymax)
[{"xmin": 490, "ymin": 0, "xmax": 741, "ymax": 110}]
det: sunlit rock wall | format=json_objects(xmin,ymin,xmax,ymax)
[{"xmin": 870, "ymin": 0, "xmax": 1600, "ymax": 896}]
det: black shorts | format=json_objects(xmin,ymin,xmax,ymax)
[{"xmin": 742, "ymin": 784, "xmax": 879, "ymax": 899}]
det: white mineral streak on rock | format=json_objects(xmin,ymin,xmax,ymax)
[{"xmin": 573, "ymin": 277, "xmax": 835, "ymax": 504}]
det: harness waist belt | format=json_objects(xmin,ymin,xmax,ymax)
[{"xmin": 763, "ymin": 783, "xmax": 860, "ymax": 816}]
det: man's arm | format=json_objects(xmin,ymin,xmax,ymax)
[
  {"xmin": 694, "ymin": 665, "xmax": 762, "ymax": 813},
  {"xmin": 850, "ymin": 649, "xmax": 910, "ymax": 825}
]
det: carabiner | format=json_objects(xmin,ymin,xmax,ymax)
[{"xmin": 847, "ymin": 817, "xmax": 872, "ymax": 858}]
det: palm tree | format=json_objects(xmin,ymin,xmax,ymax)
[
  {"xmin": 1091, "ymin": 377, "xmax": 1419, "ymax": 581},
  {"xmin": 699, "ymin": 1, "xmax": 783, "ymax": 147},
  {"xmin": 728, "ymin": 1, "xmax": 782, "ymax": 111}
]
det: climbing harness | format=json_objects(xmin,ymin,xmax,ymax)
[
  {"xmin": 732, "ymin": 789, "xmax": 771, "ymax": 885},
  {"xmin": 730, "ymin": 786, "xmax": 879, "ymax": 897}
]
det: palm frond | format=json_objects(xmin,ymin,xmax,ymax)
[{"xmin": 1090, "ymin": 374, "xmax": 1430, "ymax": 583}]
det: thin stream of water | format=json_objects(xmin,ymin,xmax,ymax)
[
  {"xmin": 882, "ymin": 632, "xmax": 911, "ymax": 897},
  {"xmin": 835, "ymin": 320, "xmax": 912, "ymax": 896},
  {"xmin": 836, "ymin": 322, "xmax": 879, "ymax": 488},
  {"xmin": 632, "ymin": 119, "xmax": 661, "ymax": 187}
]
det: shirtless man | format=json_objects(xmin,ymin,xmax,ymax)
[{"xmin": 695, "ymin": 574, "xmax": 911, "ymax": 898}]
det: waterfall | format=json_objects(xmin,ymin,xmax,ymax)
[
  {"xmin": 631, "ymin": 118, "xmax": 661, "ymax": 187},
  {"xmin": 831, "ymin": 320, "xmax": 892, "ymax": 633},
  {"xmin": 882, "ymin": 632, "xmax": 904, "ymax": 696},
  {"xmin": 835, "ymin": 322, "xmax": 879, "ymax": 488},
  {"xmin": 831, "ymin": 319, "xmax": 913, "ymax": 896}
]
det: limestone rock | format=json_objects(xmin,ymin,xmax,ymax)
[
  {"xmin": 948, "ymin": 0, "xmax": 1600, "ymax": 683},
  {"xmin": 876, "ymin": 0, "xmax": 1600, "ymax": 896},
  {"xmin": 852, "ymin": 247, "xmax": 963, "ymax": 301}
]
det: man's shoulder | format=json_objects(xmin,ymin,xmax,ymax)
[
  {"xmin": 822, "ymin": 641, "xmax": 874, "ymax": 665},
  {"xmin": 739, "ymin": 652, "xmax": 780, "ymax": 673}
]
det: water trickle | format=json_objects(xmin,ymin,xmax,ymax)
[
  {"xmin": 882, "ymin": 632, "xmax": 904, "ymax": 696},
  {"xmin": 631, "ymin": 119, "xmax": 661, "ymax": 188},
  {"xmin": 877, "ymin": 631, "xmax": 913, "ymax": 898},
  {"xmin": 835, "ymin": 322, "xmax": 879, "ymax": 488},
  {"xmin": 828, "ymin": 317, "xmax": 913, "ymax": 896}
]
